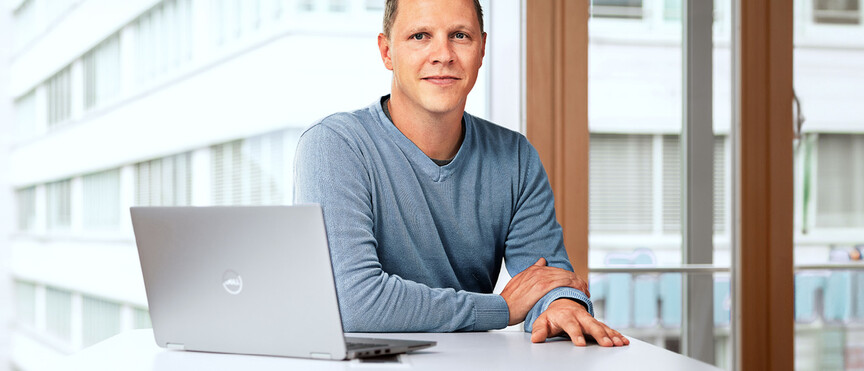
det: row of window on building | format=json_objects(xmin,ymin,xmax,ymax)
[
  {"xmin": 591, "ymin": 0, "xmax": 861, "ymax": 24},
  {"xmin": 11, "ymin": 0, "xmax": 389, "ymax": 53},
  {"xmin": 15, "ymin": 130, "xmax": 300, "ymax": 234},
  {"xmin": 590, "ymin": 132, "xmax": 864, "ymax": 234},
  {"xmin": 590, "ymin": 134, "xmax": 728, "ymax": 235},
  {"xmin": 14, "ymin": 132, "xmax": 864, "ymax": 236},
  {"xmin": 11, "ymin": 0, "xmax": 390, "ymax": 140},
  {"xmin": 14, "ymin": 280, "xmax": 151, "ymax": 352}
]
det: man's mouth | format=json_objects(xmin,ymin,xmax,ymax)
[{"xmin": 422, "ymin": 76, "xmax": 461, "ymax": 85}]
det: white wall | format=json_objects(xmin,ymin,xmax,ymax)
[{"xmin": 9, "ymin": 34, "xmax": 392, "ymax": 186}]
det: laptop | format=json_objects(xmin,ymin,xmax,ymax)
[{"xmin": 130, "ymin": 205, "xmax": 436, "ymax": 360}]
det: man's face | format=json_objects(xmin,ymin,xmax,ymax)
[{"xmin": 379, "ymin": 0, "xmax": 486, "ymax": 117}]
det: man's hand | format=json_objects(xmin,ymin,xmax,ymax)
[
  {"xmin": 500, "ymin": 258, "xmax": 590, "ymax": 325},
  {"xmin": 531, "ymin": 299, "xmax": 629, "ymax": 347}
]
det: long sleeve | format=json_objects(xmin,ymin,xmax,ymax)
[
  {"xmin": 500, "ymin": 138, "xmax": 594, "ymax": 333},
  {"xmin": 294, "ymin": 123, "xmax": 509, "ymax": 332}
]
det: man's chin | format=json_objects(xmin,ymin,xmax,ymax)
[{"xmin": 418, "ymin": 98, "xmax": 465, "ymax": 116}]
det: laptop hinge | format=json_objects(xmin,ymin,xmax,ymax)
[
  {"xmin": 166, "ymin": 343, "xmax": 185, "ymax": 350},
  {"xmin": 310, "ymin": 352, "xmax": 332, "ymax": 360}
]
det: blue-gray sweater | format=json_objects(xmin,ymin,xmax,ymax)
[{"xmin": 293, "ymin": 98, "xmax": 593, "ymax": 332}]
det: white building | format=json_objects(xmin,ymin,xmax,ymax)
[{"xmin": 1, "ymin": 0, "xmax": 862, "ymax": 370}]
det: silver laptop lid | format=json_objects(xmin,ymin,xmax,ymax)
[{"xmin": 131, "ymin": 205, "xmax": 348, "ymax": 359}]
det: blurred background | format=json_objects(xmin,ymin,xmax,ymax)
[{"xmin": 0, "ymin": 0, "xmax": 862, "ymax": 370}]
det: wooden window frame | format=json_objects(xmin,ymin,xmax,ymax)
[
  {"xmin": 525, "ymin": 0, "xmax": 590, "ymax": 280},
  {"xmin": 525, "ymin": 0, "xmax": 794, "ymax": 369}
]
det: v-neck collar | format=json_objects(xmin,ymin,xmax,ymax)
[{"xmin": 371, "ymin": 96, "xmax": 471, "ymax": 183}]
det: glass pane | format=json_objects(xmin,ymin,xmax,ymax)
[
  {"xmin": 794, "ymin": 1, "xmax": 864, "ymax": 368},
  {"xmin": 210, "ymin": 130, "xmax": 298, "ymax": 206},
  {"xmin": 588, "ymin": 271, "xmax": 733, "ymax": 368},
  {"xmin": 135, "ymin": 153, "xmax": 193, "ymax": 207},
  {"xmin": 46, "ymin": 66, "xmax": 72, "ymax": 128},
  {"xmin": 795, "ymin": 268, "xmax": 864, "ymax": 370},
  {"xmin": 813, "ymin": 0, "xmax": 861, "ymax": 25},
  {"xmin": 16, "ymin": 187, "xmax": 37, "ymax": 231},
  {"xmin": 589, "ymin": 0, "xmax": 733, "ymax": 367},
  {"xmin": 588, "ymin": 0, "xmax": 684, "ymax": 354},
  {"xmin": 82, "ymin": 296, "xmax": 122, "ymax": 347},
  {"xmin": 14, "ymin": 281, "xmax": 36, "ymax": 326},
  {"xmin": 592, "ymin": 0, "xmax": 644, "ymax": 19},
  {"xmin": 45, "ymin": 288, "xmax": 72, "ymax": 341},
  {"xmin": 46, "ymin": 180, "xmax": 72, "ymax": 231},
  {"xmin": 133, "ymin": 308, "xmax": 152, "ymax": 329},
  {"xmin": 82, "ymin": 169, "xmax": 121, "ymax": 230}
]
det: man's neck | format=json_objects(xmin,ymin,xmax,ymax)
[{"xmin": 387, "ymin": 94, "xmax": 464, "ymax": 161}]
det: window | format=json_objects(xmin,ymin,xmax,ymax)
[
  {"xmin": 662, "ymin": 135, "xmax": 728, "ymax": 234},
  {"xmin": 365, "ymin": 0, "xmax": 385, "ymax": 11},
  {"xmin": 47, "ymin": 66, "xmax": 73, "ymax": 128},
  {"xmin": 815, "ymin": 134, "xmax": 864, "ymax": 228},
  {"xmin": 591, "ymin": 0, "xmax": 643, "ymax": 19},
  {"xmin": 663, "ymin": 0, "xmax": 682, "ymax": 21},
  {"xmin": 814, "ymin": 0, "xmax": 860, "ymax": 25},
  {"xmin": 590, "ymin": 134, "xmax": 729, "ymax": 236},
  {"xmin": 134, "ymin": 308, "xmax": 152, "ymax": 329},
  {"xmin": 14, "ymin": 90, "xmax": 38, "ymax": 138},
  {"xmin": 82, "ymin": 169, "xmax": 121, "ymax": 230},
  {"xmin": 330, "ymin": 0, "xmax": 348, "ymax": 12},
  {"xmin": 82, "ymin": 296, "xmax": 122, "ymax": 347},
  {"xmin": 46, "ymin": 179, "xmax": 72, "ymax": 231},
  {"xmin": 45, "ymin": 288, "xmax": 72, "ymax": 341},
  {"xmin": 135, "ymin": 153, "xmax": 192, "ymax": 206},
  {"xmin": 135, "ymin": 0, "xmax": 193, "ymax": 83},
  {"xmin": 298, "ymin": 0, "xmax": 315, "ymax": 12},
  {"xmin": 211, "ymin": 131, "xmax": 286, "ymax": 206},
  {"xmin": 83, "ymin": 34, "xmax": 122, "ymax": 111},
  {"xmin": 16, "ymin": 187, "xmax": 37, "ymax": 231},
  {"xmin": 589, "ymin": 134, "xmax": 653, "ymax": 234},
  {"xmin": 211, "ymin": 0, "xmax": 272, "ymax": 46},
  {"xmin": 15, "ymin": 281, "xmax": 36, "ymax": 326}
]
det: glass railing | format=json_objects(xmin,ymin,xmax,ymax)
[
  {"xmin": 588, "ymin": 267, "xmax": 730, "ymax": 369},
  {"xmin": 589, "ymin": 263, "xmax": 864, "ymax": 370},
  {"xmin": 794, "ymin": 264, "xmax": 864, "ymax": 371}
]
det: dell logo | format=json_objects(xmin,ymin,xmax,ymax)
[{"xmin": 222, "ymin": 270, "xmax": 243, "ymax": 295}]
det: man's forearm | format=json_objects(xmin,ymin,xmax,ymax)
[{"xmin": 335, "ymin": 267, "xmax": 510, "ymax": 332}]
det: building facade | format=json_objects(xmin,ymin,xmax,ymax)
[{"xmin": 2, "ymin": 0, "xmax": 863, "ymax": 370}]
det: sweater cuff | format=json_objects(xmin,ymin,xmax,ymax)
[
  {"xmin": 543, "ymin": 287, "xmax": 594, "ymax": 317},
  {"xmin": 523, "ymin": 288, "xmax": 595, "ymax": 332},
  {"xmin": 470, "ymin": 293, "xmax": 510, "ymax": 331}
]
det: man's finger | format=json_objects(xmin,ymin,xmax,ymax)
[
  {"xmin": 582, "ymin": 319, "xmax": 614, "ymax": 347},
  {"xmin": 533, "ymin": 257, "xmax": 547, "ymax": 267},
  {"xmin": 608, "ymin": 328, "xmax": 630, "ymax": 346},
  {"xmin": 531, "ymin": 316, "xmax": 550, "ymax": 343},
  {"xmin": 559, "ymin": 317, "xmax": 586, "ymax": 346}
]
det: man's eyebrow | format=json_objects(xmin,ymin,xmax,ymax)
[
  {"xmin": 404, "ymin": 26, "xmax": 432, "ymax": 35},
  {"xmin": 447, "ymin": 24, "xmax": 480, "ymax": 34},
  {"xmin": 402, "ymin": 24, "xmax": 479, "ymax": 36}
]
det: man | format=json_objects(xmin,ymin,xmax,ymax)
[{"xmin": 294, "ymin": 0, "xmax": 628, "ymax": 347}]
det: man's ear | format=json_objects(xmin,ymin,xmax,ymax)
[
  {"xmin": 378, "ymin": 33, "xmax": 394, "ymax": 71},
  {"xmin": 479, "ymin": 32, "xmax": 487, "ymax": 65}
]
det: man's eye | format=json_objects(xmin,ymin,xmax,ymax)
[
  {"xmin": 412, "ymin": 33, "xmax": 425, "ymax": 40},
  {"xmin": 454, "ymin": 32, "xmax": 467, "ymax": 39}
]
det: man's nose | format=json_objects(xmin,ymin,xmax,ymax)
[{"xmin": 430, "ymin": 37, "xmax": 455, "ymax": 64}]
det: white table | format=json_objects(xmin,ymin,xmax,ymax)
[{"xmin": 55, "ymin": 329, "xmax": 722, "ymax": 370}]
